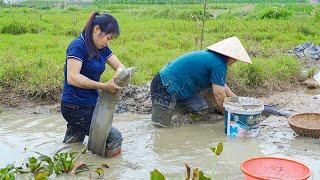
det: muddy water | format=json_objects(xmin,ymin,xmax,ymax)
[{"xmin": 1, "ymin": 90, "xmax": 320, "ymax": 179}]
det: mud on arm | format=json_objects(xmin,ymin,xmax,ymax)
[
  {"xmin": 225, "ymin": 84, "xmax": 237, "ymax": 97},
  {"xmin": 212, "ymin": 84, "xmax": 227, "ymax": 113}
]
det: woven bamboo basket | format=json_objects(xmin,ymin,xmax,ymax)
[{"xmin": 288, "ymin": 112, "xmax": 320, "ymax": 138}]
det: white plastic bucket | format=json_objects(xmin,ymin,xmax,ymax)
[{"xmin": 223, "ymin": 97, "xmax": 264, "ymax": 137}]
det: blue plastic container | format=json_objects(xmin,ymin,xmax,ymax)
[{"xmin": 223, "ymin": 97, "xmax": 264, "ymax": 137}]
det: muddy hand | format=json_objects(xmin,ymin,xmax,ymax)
[
  {"xmin": 105, "ymin": 77, "xmax": 124, "ymax": 93},
  {"xmin": 116, "ymin": 66, "xmax": 125, "ymax": 75}
]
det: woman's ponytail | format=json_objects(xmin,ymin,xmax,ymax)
[{"xmin": 83, "ymin": 12, "xmax": 99, "ymax": 59}]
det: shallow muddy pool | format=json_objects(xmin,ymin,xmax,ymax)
[{"xmin": 0, "ymin": 90, "xmax": 319, "ymax": 179}]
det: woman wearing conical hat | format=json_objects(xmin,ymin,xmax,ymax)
[{"xmin": 150, "ymin": 37, "xmax": 252, "ymax": 127}]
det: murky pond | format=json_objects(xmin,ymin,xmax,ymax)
[{"xmin": 1, "ymin": 91, "xmax": 319, "ymax": 179}]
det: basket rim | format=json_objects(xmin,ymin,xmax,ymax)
[
  {"xmin": 240, "ymin": 156, "xmax": 312, "ymax": 179},
  {"xmin": 288, "ymin": 112, "xmax": 320, "ymax": 131}
]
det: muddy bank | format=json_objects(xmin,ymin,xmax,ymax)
[
  {"xmin": 116, "ymin": 84, "xmax": 152, "ymax": 114},
  {"xmin": 259, "ymin": 88, "xmax": 320, "ymax": 142},
  {"xmin": 0, "ymin": 84, "xmax": 152, "ymax": 115},
  {"xmin": 0, "ymin": 83, "xmax": 260, "ymax": 115},
  {"xmin": 1, "ymin": 82, "xmax": 319, "ymax": 116}
]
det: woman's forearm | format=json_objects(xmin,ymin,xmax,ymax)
[
  {"xmin": 68, "ymin": 73, "xmax": 104, "ymax": 90},
  {"xmin": 107, "ymin": 55, "xmax": 125, "ymax": 72}
]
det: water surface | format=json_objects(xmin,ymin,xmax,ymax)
[{"xmin": 0, "ymin": 109, "xmax": 319, "ymax": 179}]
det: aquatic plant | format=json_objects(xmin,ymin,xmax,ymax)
[
  {"xmin": 0, "ymin": 164, "xmax": 28, "ymax": 180},
  {"xmin": 150, "ymin": 166, "xmax": 211, "ymax": 180},
  {"xmin": 150, "ymin": 142, "xmax": 223, "ymax": 180},
  {"xmin": 0, "ymin": 164, "xmax": 16, "ymax": 180},
  {"xmin": 210, "ymin": 142, "xmax": 223, "ymax": 179},
  {"xmin": 185, "ymin": 164, "xmax": 211, "ymax": 180},
  {"xmin": 150, "ymin": 169, "xmax": 165, "ymax": 180},
  {"xmin": 52, "ymin": 152, "xmax": 79, "ymax": 174},
  {"xmin": 25, "ymin": 151, "xmax": 82, "ymax": 179},
  {"xmin": 0, "ymin": 148, "xmax": 108, "ymax": 179}
]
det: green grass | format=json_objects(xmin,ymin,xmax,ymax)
[
  {"xmin": 230, "ymin": 56, "xmax": 301, "ymax": 86},
  {"xmin": 306, "ymin": 66, "xmax": 319, "ymax": 78},
  {"xmin": 0, "ymin": 3, "xmax": 319, "ymax": 99}
]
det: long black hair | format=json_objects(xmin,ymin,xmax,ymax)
[{"xmin": 82, "ymin": 12, "xmax": 120, "ymax": 59}]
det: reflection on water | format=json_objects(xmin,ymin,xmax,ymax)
[{"xmin": 0, "ymin": 111, "xmax": 319, "ymax": 179}]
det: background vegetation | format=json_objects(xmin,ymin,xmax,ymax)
[{"xmin": 0, "ymin": 1, "xmax": 319, "ymax": 100}]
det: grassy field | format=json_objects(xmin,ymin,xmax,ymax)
[{"xmin": 0, "ymin": 3, "xmax": 319, "ymax": 100}]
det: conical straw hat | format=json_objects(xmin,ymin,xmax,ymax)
[{"xmin": 207, "ymin": 36, "xmax": 252, "ymax": 64}]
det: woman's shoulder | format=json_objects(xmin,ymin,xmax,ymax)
[
  {"xmin": 68, "ymin": 36, "xmax": 86, "ymax": 49},
  {"xmin": 66, "ymin": 35, "xmax": 87, "ymax": 59}
]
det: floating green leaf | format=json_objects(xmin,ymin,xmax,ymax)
[
  {"xmin": 34, "ymin": 167, "xmax": 52, "ymax": 180},
  {"xmin": 27, "ymin": 156, "xmax": 41, "ymax": 173},
  {"xmin": 28, "ymin": 157, "xmax": 38, "ymax": 164},
  {"xmin": 38, "ymin": 155, "xmax": 53, "ymax": 165},
  {"xmin": 198, "ymin": 171, "xmax": 211, "ymax": 180},
  {"xmin": 95, "ymin": 167, "xmax": 104, "ymax": 177},
  {"xmin": 150, "ymin": 169, "xmax": 165, "ymax": 180},
  {"xmin": 211, "ymin": 142, "xmax": 223, "ymax": 156},
  {"xmin": 33, "ymin": 162, "xmax": 53, "ymax": 180},
  {"xmin": 215, "ymin": 142, "xmax": 223, "ymax": 155},
  {"xmin": 0, "ymin": 164, "xmax": 16, "ymax": 180}
]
